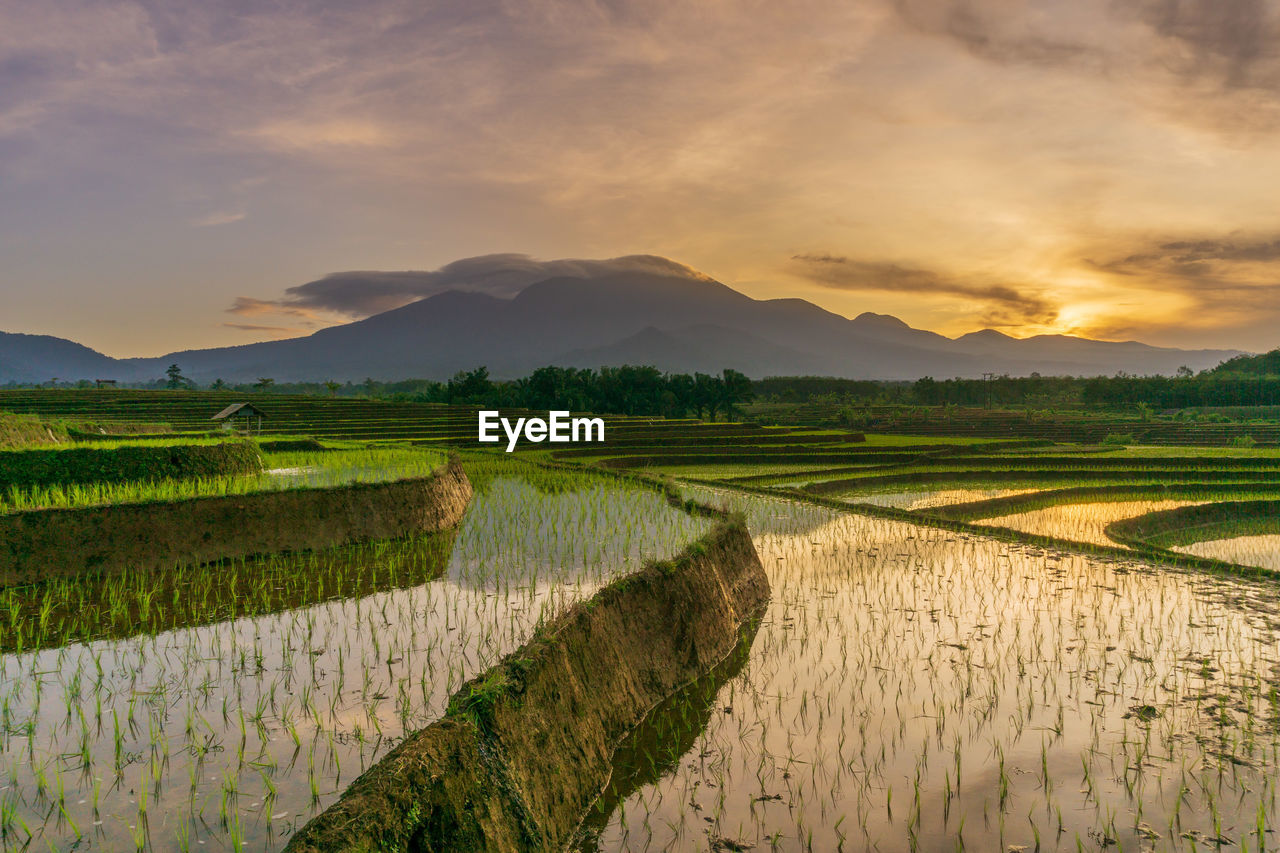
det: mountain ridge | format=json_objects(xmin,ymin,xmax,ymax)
[{"xmin": 0, "ymin": 265, "xmax": 1248, "ymax": 383}]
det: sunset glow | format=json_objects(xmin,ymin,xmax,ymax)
[{"xmin": 4, "ymin": 0, "xmax": 1280, "ymax": 355}]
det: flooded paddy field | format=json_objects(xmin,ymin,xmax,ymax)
[
  {"xmin": 583, "ymin": 487, "xmax": 1280, "ymax": 852},
  {"xmin": 0, "ymin": 460, "xmax": 709, "ymax": 851},
  {"xmin": 850, "ymin": 487, "xmax": 1041, "ymax": 511},
  {"xmin": 975, "ymin": 500, "xmax": 1209, "ymax": 547},
  {"xmin": 1176, "ymin": 535, "xmax": 1280, "ymax": 572}
]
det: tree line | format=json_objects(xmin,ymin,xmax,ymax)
[
  {"xmin": 134, "ymin": 365, "xmax": 756, "ymax": 420},
  {"xmin": 909, "ymin": 373, "xmax": 1280, "ymax": 409},
  {"xmin": 440, "ymin": 366, "xmax": 755, "ymax": 419},
  {"xmin": 15, "ymin": 352, "xmax": 1280, "ymax": 414}
]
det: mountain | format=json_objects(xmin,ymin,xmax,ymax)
[
  {"xmin": 0, "ymin": 332, "xmax": 120, "ymax": 384},
  {"xmin": 559, "ymin": 325, "xmax": 830, "ymax": 376},
  {"xmin": 0, "ymin": 266, "xmax": 1248, "ymax": 383}
]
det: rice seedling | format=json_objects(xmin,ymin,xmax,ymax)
[
  {"xmin": 580, "ymin": 486, "xmax": 1280, "ymax": 851},
  {"xmin": 974, "ymin": 500, "xmax": 1209, "ymax": 547},
  {"xmin": 7, "ymin": 395, "xmax": 1280, "ymax": 850},
  {"xmin": 0, "ymin": 446, "xmax": 448, "ymax": 515},
  {"xmin": 1176, "ymin": 534, "xmax": 1280, "ymax": 571},
  {"xmin": 0, "ymin": 454, "xmax": 709, "ymax": 850}
]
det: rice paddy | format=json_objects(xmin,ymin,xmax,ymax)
[
  {"xmin": 0, "ymin": 456, "xmax": 708, "ymax": 851},
  {"xmin": 975, "ymin": 500, "xmax": 1209, "ymax": 547},
  {"xmin": 5, "ymin": 390, "xmax": 1280, "ymax": 849},
  {"xmin": 582, "ymin": 488, "xmax": 1280, "ymax": 851},
  {"xmin": 852, "ymin": 487, "xmax": 1041, "ymax": 511},
  {"xmin": 1175, "ymin": 536, "xmax": 1280, "ymax": 572},
  {"xmin": 0, "ymin": 447, "xmax": 445, "ymax": 514}
]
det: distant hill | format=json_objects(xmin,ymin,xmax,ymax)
[
  {"xmin": 1205, "ymin": 349, "xmax": 1280, "ymax": 377},
  {"xmin": 0, "ymin": 332, "xmax": 119, "ymax": 384},
  {"xmin": 0, "ymin": 262, "xmax": 1250, "ymax": 383}
]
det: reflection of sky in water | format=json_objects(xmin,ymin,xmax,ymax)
[
  {"xmin": 447, "ymin": 479, "xmax": 708, "ymax": 589},
  {"xmin": 1176, "ymin": 534, "xmax": 1280, "ymax": 571},
  {"xmin": 978, "ymin": 499, "xmax": 1208, "ymax": 546},
  {"xmin": 0, "ymin": 477, "xmax": 706, "ymax": 852},
  {"xmin": 852, "ymin": 487, "xmax": 1039, "ymax": 510},
  {"xmin": 588, "ymin": 490, "xmax": 1280, "ymax": 852}
]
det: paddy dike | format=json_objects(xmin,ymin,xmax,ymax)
[
  {"xmin": 285, "ymin": 515, "xmax": 769, "ymax": 853},
  {"xmin": 0, "ymin": 456, "xmax": 472, "ymax": 587}
]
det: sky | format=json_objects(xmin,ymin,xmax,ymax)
[{"xmin": 4, "ymin": 0, "xmax": 1280, "ymax": 357}]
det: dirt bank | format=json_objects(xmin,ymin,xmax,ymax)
[
  {"xmin": 285, "ymin": 515, "xmax": 769, "ymax": 853},
  {"xmin": 0, "ymin": 457, "xmax": 472, "ymax": 588}
]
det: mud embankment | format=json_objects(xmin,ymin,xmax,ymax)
[
  {"xmin": 285, "ymin": 516, "xmax": 769, "ymax": 853},
  {"xmin": 0, "ymin": 457, "xmax": 472, "ymax": 588}
]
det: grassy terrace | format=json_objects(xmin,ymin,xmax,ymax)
[
  {"xmin": 1, "ymin": 446, "xmax": 446, "ymax": 513},
  {"xmin": 526, "ymin": 410, "xmax": 1280, "ymax": 574},
  {"xmin": 5, "ymin": 390, "xmax": 1277, "ymax": 571},
  {"xmin": 750, "ymin": 401, "xmax": 1280, "ymax": 445}
]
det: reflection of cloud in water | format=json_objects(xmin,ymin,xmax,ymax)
[
  {"xmin": 854, "ymin": 487, "xmax": 1040, "ymax": 510},
  {"xmin": 1176, "ymin": 534, "xmax": 1280, "ymax": 571},
  {"xmin": 678, "ymin": 483, "xmax": 842, "ymax": 536},
  {"xmin": 977, "ymin": 499, "xmax": 1207, "ymax": 546},
  {"xmin": 447, "ymin": 478, "xmax": 707, "ymax": 589},
  {"xmin": 1, "ymin": 473, "xmax": 706, "ymax": 853},
  {"xmin": 587, "ymin": 493, "xmax": 1280, "ymax": 852}
]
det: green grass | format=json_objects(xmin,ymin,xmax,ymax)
[
  {"xmin": 0, "ymin": 447, "xmax": 446, "ymax": 514},
  {"xmin": 1091, "ymin": 444, "xmax": 1280, "ymax": 458},
  {"xmin": 856, "ymin": 433, "xmax": 997, "ymax": 446},
  {"xmin": 646, "ymin": 462, "xmax": 876, "ymax": 480},
  {"xmin": 0, "ymin": 411, "xmax": 68, "ymax": 448}
]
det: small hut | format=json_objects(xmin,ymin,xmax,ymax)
[{"xmin": 211, "ymin": 403, "xmax": 267, "ymax": 435}]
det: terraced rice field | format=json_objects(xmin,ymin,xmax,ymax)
[
  {"xmin": 580, "ymin": 487, "xmax": 1280, "ymax": 851},
  {"xmin": 0, "ymin": 457, "xmax": 708, "ymax": 851},
  {"xmin": 851, "ymin": 487, "xmax": 1040, "ymax": 510},
  {"xmin": 0, "ymin": 447, "xmax": 447, "ymax": 514},
  {"xmin": 577, "ymin": 422, "xmax": 1280, "ymax": 573},
  {"xmin": 974, "ymin": 500, "xmax": 1209, "ymax": 547},
  {"xmin": 1177, "ymin": 535, "xmax": 1280, "ymax": 571},
  {"xmin": 6, "ymin": 390, "xmax": 1280, "ymax": 850}
]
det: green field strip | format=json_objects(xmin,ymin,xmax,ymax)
[
  {"xmin": 0, "ymin": 447, "xmax": 447, "ymax": 514},
  {"xmin": 581, "ymin": 451, "xmax": 954, "ymax": 469},
  {"xmin": 920, "ymin": 454, "xmax": 1280, "ymax": 471},
  {"xmin": 804, "ymin": 468, "xmax": 1280, "ymax": 495}
]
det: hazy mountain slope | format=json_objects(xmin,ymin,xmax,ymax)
[
  {"xmin": 555, "ymin": 325, "xmax": 831, "ymax": 376},
  {"xmin": 0, "ymin": 332, "xmax": 119, "ymax": 384},
  {"xmin": 0, "ymin": 268, "xmax": 1248, "ymax": 383},
  {"xmin": 951, "ymin": 329, "xmax": 1235, "ymax": 374}
]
